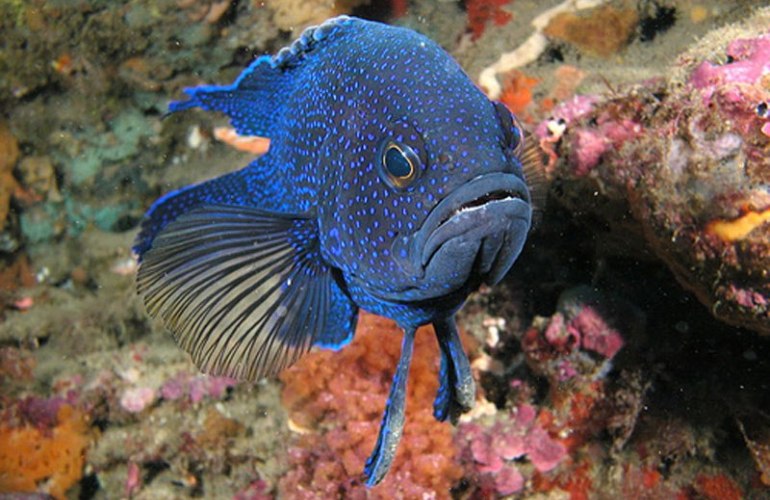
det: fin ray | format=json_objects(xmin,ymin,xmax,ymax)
[
  {"xmin": 168, "ymin": 17, "xmax": 355, "ymax": 138},
  {"xmin": 137, "ymin": 205, "xmax": 357, "ymax": 380},
  {"xmin": 168, "ymin": 56, "xmax": 286, "ymax": 138},
  {"xmin": 521, "ymin": 132, "xmax": 549, "ymax": 228}
]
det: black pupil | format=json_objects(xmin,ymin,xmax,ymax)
[{"xmin": 385, "ymin": 146, "xmax": 412, "ymax": 178}]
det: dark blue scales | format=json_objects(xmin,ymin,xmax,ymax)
[{"xmin": 134, "ymin": 16, "xmax": 532, "ymax": 486}]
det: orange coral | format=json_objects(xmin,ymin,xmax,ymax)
[
  {"xmin": 706, "ymin": 206, "xmax": 770, "ymax": 242},
  {"xmin": 279, "ymin": 312, "xmax": 463, "ymax": 497},
  {"xmin": 0, "ymin": 405, "xmax": 92, "ymax": 499},
  {"xmin": 543, "ymin": 6, "xmax": 638, "ymax": 58},
  {"xmin": 500, "ymin": 70, "xmax": 540, "ymax": 117}
]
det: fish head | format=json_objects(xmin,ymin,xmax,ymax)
[{"xmin": 318, "ymin": 28, "xmax": 531, "ymax": 305}]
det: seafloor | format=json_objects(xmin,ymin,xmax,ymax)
[{"xmin": 1, "ymin": 0, "xmax": 770, "ymax": 498}]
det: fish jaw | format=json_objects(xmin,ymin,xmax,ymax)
[{"xmin": 387, "ymin": 173, "xmax": 531, "ymax": 300}]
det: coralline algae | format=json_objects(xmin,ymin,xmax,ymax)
[{"xmin": 545, "ymin": 19, "xmax": 770, "ymax": 334}]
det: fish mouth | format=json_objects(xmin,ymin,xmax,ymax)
[{"xmin": 392, "ymin": 173, "xmax": 531, "ymax": 294}]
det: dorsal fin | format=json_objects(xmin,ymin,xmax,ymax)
[
  {"xmin": 168, "ymin": 16, "xmax": 357, "ymax": 137},
  {"xmin": 271, "ymin": 15, "xmax": 354, "ymax": 69}
]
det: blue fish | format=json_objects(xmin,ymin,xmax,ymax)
[{"xmin": 135, "ymin": 16, "xmax": 533, "ymax": 486}]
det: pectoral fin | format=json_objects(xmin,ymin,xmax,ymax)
[{"xmin": 136, "ymin": 205, "xmax": 357, "ymax": 381}]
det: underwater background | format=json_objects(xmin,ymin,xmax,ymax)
[{"xmin": 1, "ymin": 0, "xmax": 770, "ymax": 498}]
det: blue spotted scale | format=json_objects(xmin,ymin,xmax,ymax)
[{"xmin": 134, "ymin": 16, "xmax": 534, "ymax": 486}]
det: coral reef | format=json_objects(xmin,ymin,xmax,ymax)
[
  {"xmin": 0, "ymin": 0, "xmax": 768, "ymax": 497},
  {"xmin": 539, "ymin": 12, "xmax": 770, "ymax": 334},
  {"xmin": 278, "ymin": 312, "xmax": 463, "ymax": 498}
]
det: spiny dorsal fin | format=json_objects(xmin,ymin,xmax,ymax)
[
  {"xmin": 168, "ymin": 16, "xmax": 358, "ymax": 137},
  {"xmin": 272, "ymin": 16, "xmax": 354, "ymax": 69}
]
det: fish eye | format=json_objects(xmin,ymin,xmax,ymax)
[
  {"xmin": 379, "ymin": 141, "xmax": 420, "ymax": 189},
  {"xmin": 494, "ymin": 101, "xmax": 524, "ymax": 156}
]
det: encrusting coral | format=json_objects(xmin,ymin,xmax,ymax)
[
  {"xmin": 538, "ymin": 11, "xmax": 770, "ymax": 334},
  {"xmin": 542, "ymin": 4, "xmax": 638, "ymax": 57},
  {"xmin": 278, "ymin": 312, "xmax": 464, "ymax": 498},
  {"xmin": 0, "ymin": 403, "xmax": 93, "ymax": 499},
  {"xmin": 456, "ymin": 403, "xmax": 567, "ymax": 496}
]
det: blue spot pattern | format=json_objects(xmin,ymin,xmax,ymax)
[{"xmin": 134, "ymin": 16, "xmax": 532, "ymax": 486}]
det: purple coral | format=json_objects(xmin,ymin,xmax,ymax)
[
  {"xmin": 459, "ymin": 404, "xmax": 567, "ymax": 495},
  {"xmin": 160, "ymin": 372, "xmax": 237, "ymax": 404}
]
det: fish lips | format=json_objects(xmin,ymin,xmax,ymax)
[{"xmin": 392, "ymin": 173, "xmax": 531, "ymax": 292}]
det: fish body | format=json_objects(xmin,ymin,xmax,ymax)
[{"xmin": 135, "ymin": 16, "xmax": 531, "ymax": 486}]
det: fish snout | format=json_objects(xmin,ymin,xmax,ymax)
[{"xmin": 392, "ymin": 173, "xmax": 531, "ymax": 294}]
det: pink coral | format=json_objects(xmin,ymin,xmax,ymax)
[
  {"xmin": 570, "ymin": 129, "xmax": 608, "ymax": 175},
  {"xmin": 570, "ymin": 117, "xmax": 644, "ymax": 176},
  {"xmin": 125, "ymin": 462, "xmax": 141, "ymax": 497},
  {"xmin": 522, "ymin": 290, "xmax": 627, "ymax": 386},
  {"xmin": 159, "ymin": 372, "xmax": 237, "ymax": 403},
  {"xmin": 14, "ymin": 396, "xmax": 67, "ymax": 428},
  {"xmin": 568, "ymin": 306, "xmax": 624, "ymax": 359},
  {"xmin": 689, "ymin": 35, "xmax": 770, "ymax": 94},
  {"xmin": 544, "ymin": 312, "xmax": 578, "ymax": 351},
  {"xmin": 457, "ymin": 404, "xmax": 567, "ymax": 495},
  {"xmin": 120, "ymin": 387, "xmax": 157, "ymax": 413},
  {"xmin": 233, "ymin": 479, "xmax": 271, "ymax": 500},
  {"xmin": 535, "ymin": 95, "xmax": 598, "ymax": 139},
  {"xmin": 495, "ymin": 466, "xmax": 524, "ymax": 495},
  {"xmin": 527, "ymin": 427, "xmax": 567, "ymax": 472},
  {"xmin": 688, "ymin": 35, "xmax": 770, "ymax": 142},
  {"xmin": 160, "ymin": 376, "xmax": 186, "ymax": 401}
]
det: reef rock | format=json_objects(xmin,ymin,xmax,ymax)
[{"xmin": 540, "ymin": 9, "xmax": 770, "ymax": 334}]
